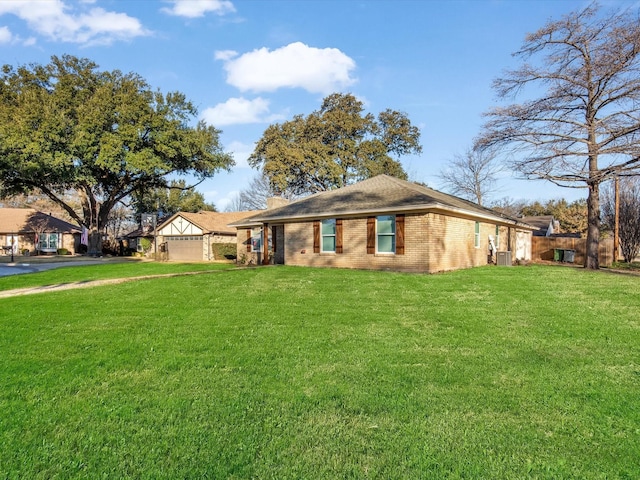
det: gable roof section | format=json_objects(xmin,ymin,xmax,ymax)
[
  {"xmin": 158, "ymin": 210, "xmax": 263, "ymax": 235},
  {"xmin": 230, "ymin": 175, "xmax": 534, "ymax": 228},
  {"xmin": 0, "ymin": 208, "xmax": 80, "ymax": 233},
  {"xmin": 521, "ymin": 215, "xmax": 555, "ymax": 236}
]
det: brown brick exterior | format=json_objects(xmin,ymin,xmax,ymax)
[{"xmin": 237, "ymin": 213, "xmax": 532, "ymax": 273}]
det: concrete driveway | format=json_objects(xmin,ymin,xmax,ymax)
[{"xmin": 0, "ymin": 256, "xmax": 126, "ymax": 277}]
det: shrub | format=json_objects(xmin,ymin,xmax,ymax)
[
  {"xmin": 140, "ymin": 238, "xmax": 152, "ymax": 253},
  {"xmin": 211, "ymin": 242, "xmax": 237, "ymax": 260},
  {"xmin": 57, "ymin": 248, "xmax": 69, "ymax": 255}
]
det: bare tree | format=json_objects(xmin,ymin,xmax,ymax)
[
  {"xmin": 489, "ymin": 197, "xmax": 529, "ymax": 218},
  {"xmin": 438, "ymin": 147, "xmax": 502, "ymax": 206},
  {"xmin": 104, "ymin": 204, "xmax": 136, "ymax": 241},
  {"xmin": 225, "ymin": 193, "xmax": 249, "ymax": 213},
  {"xmin": 602, "ymin": 177, "xmax": 640, "ymax": 262},
  {"xmin": 476, "ymin": 3, "xmax": 640, "ymax": 269},
  {"xmin": 226, "ymin": 173, "xmax": 298, "ymax": 212}
]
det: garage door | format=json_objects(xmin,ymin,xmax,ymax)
[{"xmin": 166, "ymin": 236, "xmax": 202, "ymax": 261}]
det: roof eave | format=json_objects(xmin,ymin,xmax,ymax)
[{"xmin": 232, "ymin": 203, "xmax": 537, "ymax": 229}]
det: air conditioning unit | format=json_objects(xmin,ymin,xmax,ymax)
[{"xmin": 496, "ymin": 251, "xmax": 512, "ymax": 266}]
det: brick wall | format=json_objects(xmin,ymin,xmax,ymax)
[
  {"xmin": 1, "ymin": 233, "xmax": 78, "ymax": 255},
  {"xmin": 424, "ymin": 213, "xmax": 487, "ymax": 272},
  {"xmin": 278, "ymin": 213, "xmax": 509, "ymax": 273},
  {"xmin": 236, "ymin": 214, "xmax": 529, "ymax": 273}
]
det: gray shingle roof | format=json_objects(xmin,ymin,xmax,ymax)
[{"xmin": 230, "ymin": 175, "xmax": 534, "ymax": 228}]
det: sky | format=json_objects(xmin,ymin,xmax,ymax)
[{"xmin": 0, "ymin": 0, "xmax": 635, "ymax": 210}]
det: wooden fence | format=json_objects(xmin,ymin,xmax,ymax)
[{"xmin": 531, "ymin": 236, "xmax": 614, "ymax": 266}]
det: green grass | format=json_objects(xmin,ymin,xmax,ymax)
[
  {"xmin": 0, "ymin": 260, "xmax": 234, "ymax": 291},
  {"xmin": 608, "ymin": 261, "xmax": 640, "ymax": 272},
  {"xmin": 1, "ymin": 265, "xmax": 639, "ymax": 478}
]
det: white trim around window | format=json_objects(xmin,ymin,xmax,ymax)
[
  {"xmin": 377, "ymin": 215, "xmax": 396, "ymax": 254},
  {"xmin": 321, "ymin": 219, "xmax": 336, "ymax": 253}
]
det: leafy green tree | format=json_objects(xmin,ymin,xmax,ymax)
[
  {"xmin": 476, "ymin": 4, "xmax": 640, "ymax": 269},
  {"xmin": 521, "ymin": 198, "xmax": 588, "ymax": 235},
  {"xmin": 133, "ymin": 179, "xmax": 216, "ymax": 218},
  {"xmin": 248, "ymin": 93, "xmax": 422, "ymax": 195},
  {"xmin": 0, "ymin": 55, "xmax": 233, "ymax": 251}
]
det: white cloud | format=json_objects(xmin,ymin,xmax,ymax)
[
  {"xmin": 214, "ymin": 49, "xmax": 237, "ymax": 61},
  {"xmin": 217, "ymin": 42, "xmax": 357, "ymax": 94},
  {"xmin": 201, "ymin": 96, "xmax": 280, "ymax": 126},
  {"xmin": 214, "ymin": 190, "xmax": 238, "ymax": 212},
  {"xmin": 226, "ymin": 141, "xmax": 254, "ymax": 169},
  {"xmin": 0, "ymin": 0, "xmax": 150, "ymax": 45},
  {"xmin": 161, "ymin": 0, "xmax": 235, "ymax": 18},
  {"xmin": 0, "ymin": 26, "xmax": 13, "ymax": 44}
]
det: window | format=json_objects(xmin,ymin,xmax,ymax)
[
  {"xmin": 377, "ymin": 215, "xmax": 396, "ymax": 253},
  {"xmin": 168, "ymin": 236, "xmax": 200, "ymax": 241},
  {"xmin": 474, "ymin": 222, "xmax": 480, "ymax": 248},
  {"xmin": 314, "ymin": 219, "xmax": 343, "ymax": 254},
  {"xmin": 495, "ymin": 225, "xmax": 500, "ymax": 251},
  {"xmin": 321, "ymin": 219, "xmax": 336, "ymax": 252},
  {"xmin": 367, "ymin": 215, "xmax": 404, "ymax": 255},
  {"xmin": 39, "ymin": 233, "xmax": 59, "ymax": 252}
]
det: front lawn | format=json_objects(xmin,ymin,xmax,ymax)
[{"xmin": 1, "ymin": 265, "xmax": 638, "ymax": 478}]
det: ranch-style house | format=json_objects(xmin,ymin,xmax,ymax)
[{"xmin": 230, "ymin": 175, "xmax": 535, "ymax": 273}]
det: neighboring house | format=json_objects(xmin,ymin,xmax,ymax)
[
  {"xmin": 0, "ymin": 208, "xmax": 81, "ymax": 255},
  {"xmin": 230, "ymin": 175, "xmax": 536, "ymax": 273},
  {"xmin": 155, "ymin": 210, "xmax": 262, "ymax": 261},
  {"xmin": 521, "ymin": 215, "xmax": 560, "ymax": 237},
  {"xmin": 121, "ymin": 226, "xmax": 156, "ymax": 255}
]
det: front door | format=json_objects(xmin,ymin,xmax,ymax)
[{"xmin": 5, "ymin": 235, "xmax": 18, "ymax": 254}]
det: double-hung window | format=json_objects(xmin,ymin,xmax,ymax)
[
  {"xmin": 321, "ymin": 219, "xmax": 336, "ymax": 253},
  {"xmin": 367, "ymin": 215, "xmax": 404, "ymax": 255},
  {"xmin": 474, "ymin": 222, "xmax": 480, "ymax": 248},
  {"xmin": 495, "ymin": 225, "xmax": 500, "ymax": 251},
  {"xmin": 376, "ymin": 215, "xmax": 396, "ymax": 253},
  {"xmin": 314, "ymin": 219, "xmax": 342, "ymax": 254}
]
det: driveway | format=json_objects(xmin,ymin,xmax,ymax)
[{"xmin": 0, "ymin": 257, "xmax": 126, "ymax": 277}]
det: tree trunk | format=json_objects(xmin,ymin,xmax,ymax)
[
  {"xmin": 88, "ymin": 230, "xmax": 102, "ymax": 256},
  {"xmin": 585, "ymin": 181, "xmax": 600, "ymax": 269}
]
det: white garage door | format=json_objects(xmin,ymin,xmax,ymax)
[{"xmin": 166, "ymin": 236, "xmax": 202, "ymax": 261}]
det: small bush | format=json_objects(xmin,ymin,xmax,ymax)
[
  {"xmin": 140, "ymin": 238, "xmax": 152, "ymax": 253},
  {"xmin": 57, "ymin": 248, "xmax": 69, "ymax": 255}
]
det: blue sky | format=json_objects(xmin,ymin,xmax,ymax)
[{"xmin": 0, "ymin": 0, "xmax": 633, "ymax": 209}]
